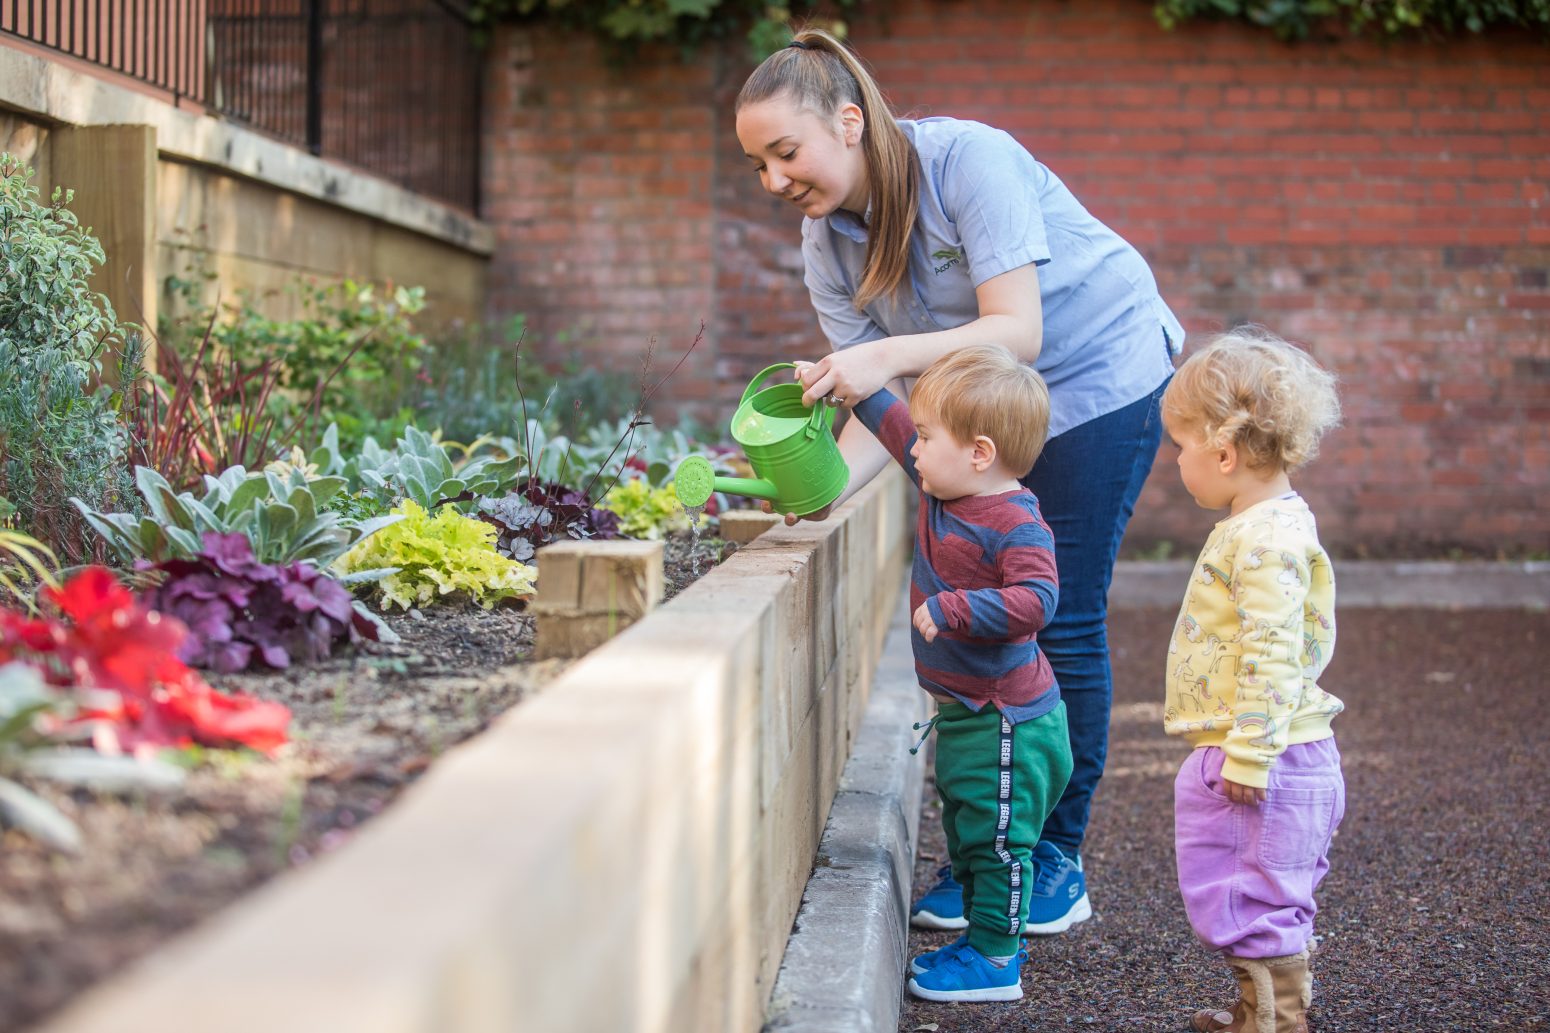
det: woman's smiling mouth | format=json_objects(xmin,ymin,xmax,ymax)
[{"xmin": 789, "ymin": 187, "xmax": 812, "ymax": 204}]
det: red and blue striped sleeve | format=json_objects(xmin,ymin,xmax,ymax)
[
  {"xmin": 925, "ymin": 518, "xmax": 1058, "ymax": 640},
  {"xmin": 850, "ymin": 388, "xmax": 920, "ymax": 489}
]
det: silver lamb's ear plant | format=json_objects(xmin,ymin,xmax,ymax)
[
  {"xmin": 70, "ymin": 463, "xmax": 400, "ymax": 567},
  {"xmin": 352, "ymin": 425, "xmax": 524, "ymax": 512}
]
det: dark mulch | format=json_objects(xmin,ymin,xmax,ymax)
[
  {"xmin": 901, "ymin": 608, "xmax": 1550, "ymax": 1032},
  {"xmin": 0, "ymin": 533, "xmax": 721, "ymax": 1033}
]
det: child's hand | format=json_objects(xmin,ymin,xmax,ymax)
[
  {"xmin": 913, "ymin": 602, "xmax": 939, "ymax": 643},
  {"xmin": 1223, "ymin": 778, "xmax": 1267, "ymax": 805}
]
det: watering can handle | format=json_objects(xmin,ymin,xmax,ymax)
[
  {"xmin": 739, "ymin": 363, "xmax": 800, "ymax": 409},
  {"xmin": 740, "ymin": 363, "xmax": 836, "ymax": 441}
]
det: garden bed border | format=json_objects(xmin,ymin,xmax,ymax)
[{"xmin": 38, "ymin": 467, "xmax": 914, "ymax": 1033}]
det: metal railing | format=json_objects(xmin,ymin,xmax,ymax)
[
  {"xmin": 2, "ymin": 0, "xmax": 481, "ymax": 212},
  {"xmin": 1, "ymin": 0, "xmax": 208, "ymax": 100}
]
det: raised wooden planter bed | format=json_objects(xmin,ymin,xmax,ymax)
[{"xmin": 37, "ymin": 468, "xmax": 913, "ymax": 1033}]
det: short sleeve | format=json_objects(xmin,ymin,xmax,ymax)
[
  {"xmin": 802, "ymin": 221, "xmax": 886, "ymax": 351},
  {"xmin": 936, "ymin": 125, "xmax": 1051, "ymax": 288}
]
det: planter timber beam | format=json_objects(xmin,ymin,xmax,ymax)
[{"xmin": 38, "ymin": 466, "xmax": 914, "ymax": 1033}]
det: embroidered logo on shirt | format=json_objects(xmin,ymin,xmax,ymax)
[{"xmin": 931, "ymin": 247, "xmax": 964, "ymax": 275}]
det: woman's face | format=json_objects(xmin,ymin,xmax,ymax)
[{"xmin": 736, "ymin": 93, "xmax": 869, "ymax": 219}]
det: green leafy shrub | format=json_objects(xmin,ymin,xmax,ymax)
[
  {"xmin": 397, "ymin": 321, "xmax": 638, "ymax": 446},
  {"xmin": 0, "ymin": 156, "xmax": 140, "ymax": 563},
  {"xmin": 161, "ymin": 257, "xmax": 429, "ymax": 451},
  {"xmin": 1153, "ymin": 0, "xmax": 1550, "ymax": 39},
  {"xmin": 599, "ymin": 478, "xmax": 689, "ymax": 540},
  {"xmin": 334, "ymin": 499, "xmax": 536, "ymax": 610},
  {"xmin": 72, "ymin": 465, "xmax": 400, "ymax": 567}
]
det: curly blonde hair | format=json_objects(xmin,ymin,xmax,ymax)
[{"xmin": 1162, "ymin": 326, "xmax": 1341, "ymax": 473}]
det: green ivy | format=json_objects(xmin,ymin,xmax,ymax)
[
  {"xmin": 467, "ymin": 0, "xmax": 851, "ymax": 57},
  {"xmin": 1152, "ymin": 0, "xmax": 1550, "ymax": 40}
]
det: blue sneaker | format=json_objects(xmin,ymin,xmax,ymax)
[
  {"xmin": 1022, "ymin": 841, "xmax": 1092, "ymax": 935},
  {"xmin": 908, "ymin": 933, "xmax": 968, "ymax": 976},
  {"xmin": 907, "ymin": 942, "xmax": 1027, "ymax": 1002},
  {"xmin": 909, "ymin": 864, "xmax": 968, "ymax": 930}
]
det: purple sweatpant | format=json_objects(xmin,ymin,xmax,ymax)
[{"xmin": 1174, "ymin": 739, "xmax": 1345, "ymax": 958}]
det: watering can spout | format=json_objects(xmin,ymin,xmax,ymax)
[
  {"xmin": 711, "ymin": 475, "xmax": 780, "ymax": 504},
  {"xmin": 671, "ymin": 364, "xmax": 849, "ymax": 517},
  {"xmin": 674, "ymin": 456, "xmax": 781, "ymax": 508}
]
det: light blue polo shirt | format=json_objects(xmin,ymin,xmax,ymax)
[{"xmin": 801, "ymin": 117, "xmax": 1184, "ymax": 439}]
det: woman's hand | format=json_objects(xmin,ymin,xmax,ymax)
[
  {"xmin": 761, "ymin": 500, "xmax": 834, "ymax": 526},
  {"xmin": 795, "ymin": 342, "xmax": 895, "ymax": 409}
]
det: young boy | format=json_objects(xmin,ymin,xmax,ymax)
[
  {"xmin": 848, "ymin": 344, "xmax": 1072, "ymax": 1002},
  {"xmin": 1160, "ymin": 327, "xmax": 1346, "ymax": 1032}
]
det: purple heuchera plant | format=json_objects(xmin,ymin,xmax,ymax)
[
  {"xmin": 140, "ymin": 531, "xmax": 384, "ymax": 673},
  {"xmin": 477, "ymin": 479, "xmax": 620, "ymax": 562}
]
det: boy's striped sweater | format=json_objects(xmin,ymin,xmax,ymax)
[{"xmin": 852, "ymin": 389, "xmax": 1060, "ymax": 720}]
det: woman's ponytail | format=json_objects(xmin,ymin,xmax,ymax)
[{"xmin": 737, "ymin": 28, "xmax": 919, "ymax": 311}]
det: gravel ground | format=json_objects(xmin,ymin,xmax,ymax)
[{"xmin": 900, "ymin": 607, "xmax": 1550, "ymax": 1032}]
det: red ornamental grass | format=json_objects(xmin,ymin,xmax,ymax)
[{"xmin": 0, "ymin": 568, "xmax": 291, "ymax": 756}]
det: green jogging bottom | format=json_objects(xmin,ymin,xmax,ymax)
[{"xmin": 933, "ymin": 699, "xmax": 1073, "ymax": 957}]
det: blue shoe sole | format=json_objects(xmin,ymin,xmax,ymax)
[
  {"xmin": 1021, "ymin": 891, "xmax": 1092, "ymax": 935},
  {"xmin": 906, "ymin": 976, "xmax": 1023, "ymax": 1002},
  {"xmin": 910, "ymin": 908, "xmax": 969, "ymax": 931}
]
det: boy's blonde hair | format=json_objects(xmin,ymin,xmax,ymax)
[
  {"xmin": 910, "ymin": 345, "xmax": 1050, "ymax": 476},
  {"xmin": 1162, "ymin": 325, "xmax": 1341, "ymax": 473}
]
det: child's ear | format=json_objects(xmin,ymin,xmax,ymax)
[
  {"xmin": 972, "ymin": 435, "xmax": 998, "ymax": 472},
  {"xmin": 1217, "ymin": 441, "xmax": 1239, "ymax": 475}
]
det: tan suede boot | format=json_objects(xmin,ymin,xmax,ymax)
[
  {"xmin": 1190, "ymin": 957, "xmax": 1259, "ymax": 1032},
  {"xmin": 1237, "ymin": 950, "xmax": 1312, "ymax": 1033}
]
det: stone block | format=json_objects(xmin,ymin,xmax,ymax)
[
  {"xmin": 720, "ymin": 510, "xmax": 782, "ymax": 545},
  {"xmin": 532, "ymin": 540, "xmax": 664, "ymax": 659}
]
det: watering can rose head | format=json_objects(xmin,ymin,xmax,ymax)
[{"xmin": 671, "ymin": 363, "xmax": 848, "ymax": 517}]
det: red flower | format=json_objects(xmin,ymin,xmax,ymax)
[{"xmin": 10, "ymin": 567, "xmax": 292, "ymax": 756}]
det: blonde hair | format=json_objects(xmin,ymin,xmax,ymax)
[
  {"xmin": 736, "ymin": 27, "xmax": 918, "ymax": 312},
  {"xmin": 910, "ymin": 345, "xmax": 1051, "ymax": 476},
  {"xmin": 1162, "ymin": 325, "xmax": 1342, "ymax": 473}
]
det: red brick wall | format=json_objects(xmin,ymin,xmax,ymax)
[{"xmin": 481, "ymin": 0, "xmax": 1550, "ymax": 556}]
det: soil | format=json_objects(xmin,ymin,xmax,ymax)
[
  {"xmin": 0, "ymin": 532, "xmax": 723, "ymax": 1033},
  {"xmin": 900, "ymin": 607, "xmax": 1550, "ymax": 1032}
]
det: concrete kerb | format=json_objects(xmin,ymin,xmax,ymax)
[
  {"xmin": 763, "ymin": 593, "xmax": 928, "ymax": 1033},
  {"xmin": 1112, "ymin": 559, "xmax": 1550, "ymax": 609}
]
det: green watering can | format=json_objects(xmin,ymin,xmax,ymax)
[{"xmin": 673, "ymin": 362, "xmax": 850, "ymax": 517}]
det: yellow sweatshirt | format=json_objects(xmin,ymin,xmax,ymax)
[{"xmin": 1164, "ymin": 494, "xmax": 1344, "ymax": 787}]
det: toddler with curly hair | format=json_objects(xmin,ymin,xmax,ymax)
[{"xmin": 1159, "ymin": 326, "xmax": 1346, "ymax": 1033}]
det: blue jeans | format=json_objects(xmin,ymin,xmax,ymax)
[{"xmin": 1019, "ymin": 377, "xmax": 1168, "ymax": 855}]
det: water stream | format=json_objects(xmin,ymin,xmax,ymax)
[{"xmin": 683, "ymin": 504, "xmax": 705, "ymax": 580}]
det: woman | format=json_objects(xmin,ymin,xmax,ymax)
[{"xmin": 735, "ymin": 28, "xmax": 1184, "ymax": 937}]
